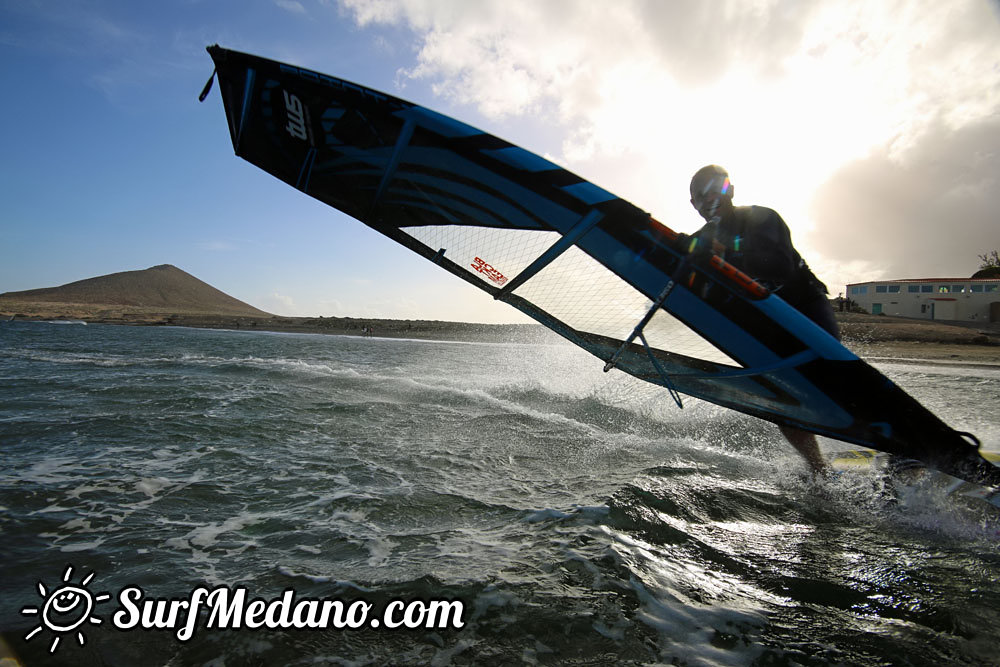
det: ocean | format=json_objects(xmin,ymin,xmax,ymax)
[{"xmin": 2, "ymin": 320, "xmax": 999, "ymax": 666}]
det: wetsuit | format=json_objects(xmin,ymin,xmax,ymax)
[{"xmin": 691, "ymin": 205, "xmax": 839, "ymax": 338}]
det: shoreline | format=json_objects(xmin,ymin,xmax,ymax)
[
  {"xmin": 0, "ymin": 300, "xmax": 556, "ymax": 344},
  {"xmin": 848, "ymin": 345, "xmax": 1000, "ymax": 367},
  {"xmin": 3, "ymin": 300, "xmax": 999, "ymax": 363}
]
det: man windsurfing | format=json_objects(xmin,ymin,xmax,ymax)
[{"xmin": 684, "ymin": 165, "xmax": 837, "ymax": 475}]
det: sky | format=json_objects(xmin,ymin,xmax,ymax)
[{"xmin": 2, "ymin": 0, "xmax": 998, "ymax": 323}]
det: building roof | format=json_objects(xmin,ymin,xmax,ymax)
[{"xmin": 846, "ymin": 277, "xmax": 1000, "ymax": 286}]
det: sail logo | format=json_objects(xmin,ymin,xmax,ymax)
[
  {"xmin": 283, "ymin": 90, "xmax": 309, "ymax": 141},
  {"xmin": 471, "ymin": 257, "xmax": 508, "ymax": 286}
]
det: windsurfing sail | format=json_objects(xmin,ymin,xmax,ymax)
[{"xmin": 204, "ymin": 45, "xmax": 1000, "ymax": 489}]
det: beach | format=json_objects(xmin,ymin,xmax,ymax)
[{"xmin": 835, "ymin": 312, "xmax": 1000, "ymax": 365}]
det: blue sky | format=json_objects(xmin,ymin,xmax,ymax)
[{"xmin": 3, "ymin": 1, "xmax": 999, "ymax": 322}]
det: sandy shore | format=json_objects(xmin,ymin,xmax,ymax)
[
  {"xmin": 835, "ymin": 312, "xmax": 1000, "ymax": 364},
  {"xmin": 845, "ymin": 341, "xmax": 1000, "ymax": 365},
  {"xmin": 3, "ymin": 300, "xmax": 999, "ymax": 363}
]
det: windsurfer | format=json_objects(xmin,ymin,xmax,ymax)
[{"xmin": 684, "ymin": 165, "xmax": 837, "ymax": 475}]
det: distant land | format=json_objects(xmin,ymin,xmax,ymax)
[
  {"xmin": 1, "ymin": 265, "xmax": 998, "ymax": 357},
  {"xmin": 0, "ymin": 264, "xmax": 549, "ymax": 342},
  {"xmin": 1, "ymin": 264, "xmax": 271, "ymax": 317}
]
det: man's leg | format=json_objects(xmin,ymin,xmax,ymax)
[
  {"xmin": 778, "ymin": 424, "xmax": 829, "ymax": 475},
  {"xmin": 782, "ymin": 297, "xmax": 840, "ymax": 475}
]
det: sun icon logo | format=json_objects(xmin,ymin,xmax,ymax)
[{"xmin": 21, "ymin": 564, "xmax": 111, "ymax": 654}]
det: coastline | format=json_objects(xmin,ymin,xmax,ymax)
[
  {"xmin": 0, "ymin": 299, "xmax": 553, "ymax": 344},
  {"xmin": 2, "ymin": 299, "xmax": 998, "ymax": 363},
  {"xmin": 845, "ymin": 342, "xmax": 1000, "ymax": 367},
  {"xmin": 835, "ymin": 312, "xmax": 1000, "ymax": 365}
]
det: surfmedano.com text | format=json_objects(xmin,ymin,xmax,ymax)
[{"xmin": 114, "ymin": 586, "xmax": 465, "ymax": 641}]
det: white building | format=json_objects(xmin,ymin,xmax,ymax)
[{"xmin": 844, "ymin": 278, "xmax": 1000, "ymax": 322}]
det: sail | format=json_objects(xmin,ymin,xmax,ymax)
[{"xmin": 205, "ymin": 45, "xmax": 999, "ymax": 489}]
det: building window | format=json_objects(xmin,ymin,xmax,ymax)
[
  {"xmin": 985, "ymin": 285, "xmax": 999, "ymax": 293},
  {"xmin": 872, "ymin": 303, "xmax": 882, "ymax": 314},
  {"xmin": 908, "ymin": 285, "xmax": 920, "ymax": 293},
  {"xmin": 921, "ymin": 285, "xmax": 933, "ymax": 293},
  {"xmin": 875, "ymin": 285, "xmax": 888, "ymax": 293},
  {"xmin": 951, "ymin": 285, "xmax": 965, "ymax": 293},
  {"xmin": 938, "ymin": 286, "xmax": 950, "ymax": 293},
  {"xmin": 971, "ymin": 284, "xmax": 984, "ymax": 293},
  {"xmin": 888, "ymin": 285, "xmax": 900, "ymax": 293}
]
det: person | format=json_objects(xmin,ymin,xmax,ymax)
[{"xmin": 685, "ymin": 165, "xmax": 837, "ymax": 475}]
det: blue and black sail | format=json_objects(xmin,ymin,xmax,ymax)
[{"xmin": 204, "ymin": 45, "xmax": 999, "ymax": 489}]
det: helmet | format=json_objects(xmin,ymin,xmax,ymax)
[
  {"xmin": 689, "ymin": 165, "xmax": 733, "ymax": 222},
  {"xmin": 690, "ymin": 165, "xmax": 732, "ymax": 204}
]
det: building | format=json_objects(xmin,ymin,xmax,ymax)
[{"xmin": 844, "ymin": 278, "xmax": 1000, "ymax": 322}]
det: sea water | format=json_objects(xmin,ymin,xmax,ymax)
[{"xmin": 1, "ymin": 321, "xmax": 999, "ymax": 666}]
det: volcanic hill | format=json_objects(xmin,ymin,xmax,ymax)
[{"xmin": 0, "ymin": 264, "xmax": 272, "ymax": 318}]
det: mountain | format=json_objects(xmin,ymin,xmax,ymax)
[{"xmin": 0, "ymin": 264, "xmax": 272, "ymax": 317}]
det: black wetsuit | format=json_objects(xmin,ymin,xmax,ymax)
[{"xmin": 692, "ymin": 205, "xmax": 839, "ymax": 338}]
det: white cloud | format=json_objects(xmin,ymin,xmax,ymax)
[
  {"xmin": 340, "ymin": 0, "xmax": 1000, "ymax": 294},
  {"xmin": 261, "ymin": 292, "xmax": 299, "ymax": 316},
  {"xmin": 809, "ymin": 115, "xmax": 1000, "ymax": 283},
  {"xmin": 275, "ymin": 0, "xmax": 308, "ymax": 15}
]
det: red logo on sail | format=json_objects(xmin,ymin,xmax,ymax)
[{"xmin": 470, "ymin": 257, "xmax": 508, "ymax": 286}]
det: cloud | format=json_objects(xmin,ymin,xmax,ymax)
[
  {"xmin": 808, "ymin": 114, "xmax": 1000, "ymax": 281},
  {"xmin": 339, "ymin": 0, "xmax": 1000, "ymax": 291},
  {"xmin": 635, "ymin": 1, "xmax": 818, "ymax": 85},
  {"xmin": 339, "ymin": 1, "xmax": 817, "ymax": 120},
  {"xmin": 261, "ymin": 292, "xmax": 299, "ymax": 315},
  {"xmin": 275, "ymin": 0, "xmax": 307, "ymax": 15}
]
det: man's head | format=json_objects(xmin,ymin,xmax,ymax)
[{"xmin": 689, "ymin": 165, "xmax": 734, "ymax": 223}]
